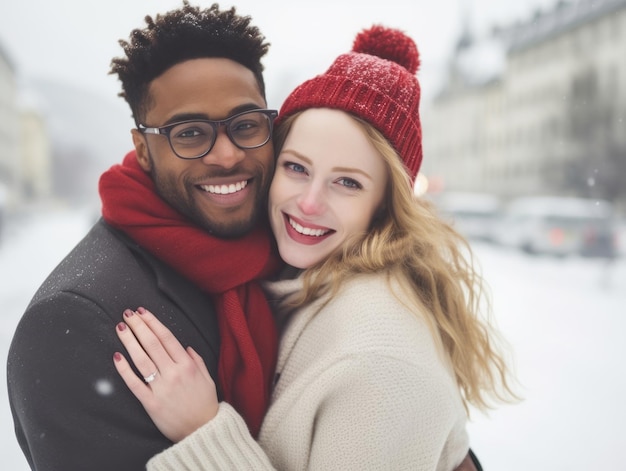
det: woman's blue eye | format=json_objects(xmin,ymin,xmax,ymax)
[
  {"xmin": 285, "ymin": 162, "xmax": 306, "ymax": 173},
  {"xmin": 337, "ymin": 177, "xmax": 362, "ymax": 190}
]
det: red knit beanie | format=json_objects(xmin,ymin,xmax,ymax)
[{"xmin": 277, "ymin": 25, "xmax": 422, "ymax": 183}]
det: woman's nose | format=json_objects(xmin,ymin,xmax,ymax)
[{"xmin": 297, "ymin": 183, "xmax": 326, "ymax": 216}]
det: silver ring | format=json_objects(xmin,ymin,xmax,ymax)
[{"xmin": 144, "ymin": 370, "xmax": 158, "ymax": 383}]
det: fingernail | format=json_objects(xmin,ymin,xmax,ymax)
[
  {"xmin": 137, "ymin": 307, "xmax": 146, "ymax": 315},
  {"xmin": 113, "ymin": 352, "xmax": 122, "ymax": 362},
  {"xmin": 117, "ymin": 322, "xmax": 127, "ymax": 332},
  {"xmin": 123, "ymin": 309, "xmax": 134, "ymax": 318}
]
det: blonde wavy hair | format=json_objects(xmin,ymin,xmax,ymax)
[{"xmin": 273, "ymin": 111, "xmax": 519, "ymax": 413}]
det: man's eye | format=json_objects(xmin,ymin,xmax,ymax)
[
  {"xmin": 175, "ymin": 128, "xmax": 204, "ymax": 139},
  {"xmin": 232, "ymin": 120, "xmax": 259, "ymax": 132}
]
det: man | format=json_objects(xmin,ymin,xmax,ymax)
[{"xmin": 8, "ymin": 3, "xmax": 280, "ymax": 469}]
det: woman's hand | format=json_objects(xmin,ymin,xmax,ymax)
[{"xmin": 113, "ymin": 307, "xmax": 218, "ymax": 442}]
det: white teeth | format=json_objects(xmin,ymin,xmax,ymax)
[
  {"xmin": 201, "ymin": 180, "xmax": 248, "ymax": 194},
  {"xmin": 289, "ymin": 217, "xmax": 329, "ymax": 237}
]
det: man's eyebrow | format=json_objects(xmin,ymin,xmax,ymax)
[
  {"xmin": 280, "ymin": 149, "xmax": 373, "ymax": 180},
  {"xmin": 164, "ymin": 104, "xmax": 266, "ymax": 125},
  {"xmin": 163, "ymin": 113, "xmax": 209, "ymax": 125}
]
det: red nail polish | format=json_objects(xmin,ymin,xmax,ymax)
[
  {"xmin": 117, "ymin": 322, "xmax": 127, "ymax": 331},
  {"xmin": 137, "ymin": 307, "xmax": 146, "ymax": 315},
  {"xmin": 113, "ymin": 352, "xmax": 122, "ymax": 362},
  {"xmin": 123, "ymin": 309, "xmax": 133, "ymax": 318}
]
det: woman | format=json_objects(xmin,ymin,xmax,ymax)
[{"xmin": 114, "ymin": 26, "xmax": 517, "ymax": 470}]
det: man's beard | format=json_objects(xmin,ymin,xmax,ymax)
[{"xmin": 146, "ymin": 154, "xmax": 267, "ymax": 239}]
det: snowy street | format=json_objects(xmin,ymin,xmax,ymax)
[{"xmin": 1, "ymin": 208, "xmax": 625, "ymax": 470}]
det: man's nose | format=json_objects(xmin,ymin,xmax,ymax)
[{"xmin": 201, "ymin": 128, "xmax": 245, "ymax": 169}]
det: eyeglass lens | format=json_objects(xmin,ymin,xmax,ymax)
[{"xmin": 169, "ymin": 111, "xmax": 272, "ymax": 159}]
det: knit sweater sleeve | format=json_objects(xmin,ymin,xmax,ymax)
[{"xmin": 146, "ymin": 402, "xmax": 275, "ymax": 471}]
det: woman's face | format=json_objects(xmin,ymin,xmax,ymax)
[{"xmin": 269, "ymin": 108, "xmax": 388, "ymax": 269}]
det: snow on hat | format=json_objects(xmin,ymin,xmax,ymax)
[{"xmin": 277, "ymin": 25, "xmax": 422, "ymax": 183}]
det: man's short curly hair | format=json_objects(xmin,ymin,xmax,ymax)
[{"xmin": 110, "ymin": 1, "xmax": 270, "ymax": 125}]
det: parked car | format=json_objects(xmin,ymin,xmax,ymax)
[
  {"xmin": 430, "ymin": 191, "xmax": 502, "ymax": 242},
  {"xmin": 614, "ymin": 218, "xmax": 626, "ymax": 258},
  {"xmin": 490, "ymin": 196, "xmax": 618, "ymax": 258},
  {"xmin": 0, "ymin": 183, "xmax": 6, "ymax": 242}
]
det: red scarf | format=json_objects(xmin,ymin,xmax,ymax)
[{"xmin": 99, "ymin": 151, "xmax": 281, "ymax": 437}]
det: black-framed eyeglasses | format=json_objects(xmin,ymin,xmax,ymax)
[{"xmin": 138, "ymin": 109, "xmax": 278, "ymax": 160}]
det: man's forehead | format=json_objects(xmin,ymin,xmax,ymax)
[{"xmin": 143, "ymin": 58, "xmax": 265, "ymax": 124}]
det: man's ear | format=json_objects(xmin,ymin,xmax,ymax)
[{"xmin": 131, "ymin": 129, "xmax": 152, "ymax": 171}]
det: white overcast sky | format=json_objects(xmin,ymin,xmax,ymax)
[{"xmin": 0, "ymin": 0, "xmax": 558, "ymax": 109}]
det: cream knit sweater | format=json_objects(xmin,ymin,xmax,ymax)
[{"xmin": 147, "ymin": 273, "xmax": 469, "ymax": 470}]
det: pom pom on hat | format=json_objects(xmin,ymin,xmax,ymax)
[
  {"xmin": 352, "ymin": 25, "xmax": 420, "ymax": 75},
  {"xmin": 278, "ymin": 25, "xmax": 423, "ymax": 183}
]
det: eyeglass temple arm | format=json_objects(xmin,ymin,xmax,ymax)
[{"xmin": 138, "ymin": 125, "xmax": 161, "ymax": 135}]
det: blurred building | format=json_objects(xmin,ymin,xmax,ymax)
[
  {"xmin": 20, "ymin": 106, "xmax": 52, "ymax": 200},
  {"xmin": 0, "ymin": 40, "xmax": 19, "ymax": 210},
  {"xmin": 0, "ymin": 39, "xmax": 53, "ymax": 213},
  {"xmin": 422, "ymin": 0, "xmax": 626, "ymax": 208}
]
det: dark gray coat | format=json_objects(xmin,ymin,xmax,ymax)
[{"xmin": 7, "ymin": 219, "xmax": 220, "ymax": 470}]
